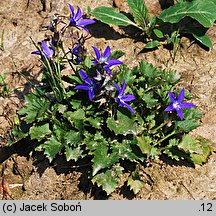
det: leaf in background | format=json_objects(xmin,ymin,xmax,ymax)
[
  {"xmin": 178, "ymin": 134, "xmax": 212, "ymax": 164},
  {"xmin": 182, "ymin": 24, "xmax": 213, "ymax": 48},
  {"xmin": 93, "ymin": 6, "xmax": 137, "ymax": 27},
  {"xmin": 107, "ymin": 110, "xmax": 135, "ymax": 135},
  {"xmin": 163, "ymin": 138, "xmax": 185, "ymax": 161},
  {"xmin": 192, "ymin": 33, "xmax": 212, "ymax": 48},
  {"xmin": 92, "ymin": 164, "xmax": 124, "ymax": 195},
  {"xmin": 29, "ymin": 123, "xmax": 51, "ymax": 141},
  {"xmin": 127, "ymin": 0, "xmax": 149, "ymax": 27},
  {"xmin": 127, "ymin": 171, "xmax": 144, "ymax": 194},
  {"xmin": 153, "ymin": 29, "xmax": 164, "ymax": 39},
  {"xmin": 42, "ymin": 136, "xmax": 62, "ymax": 162},
  {"xmin": 144, "ymin": 40, "xmax": 161, "ymax": 49},
  {"xmin": 110, "ymin": 50, "xmax": 125, "ymax": 59},
  {"xmin": 159, "ymin": 0, "xmax": 216, "ymax": 28},
  {"xmin": 92, "ymin": 142, "xmax": 119, "ymax": 176}
]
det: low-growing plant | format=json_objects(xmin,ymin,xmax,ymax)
[
  {"xmin": 10, "ymin": 3, "xmax": 212, "ymax": 195},
  {"xmin": 92, "ymin": 0, "xmax": 216, "ymax": 52}
]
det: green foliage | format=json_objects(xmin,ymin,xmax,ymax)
[
  {"xmin": 93, "ymin": 0, "xmax": 216, "ymax": 49},
  {"xmin": 10, "ymin": 4, "xmax": 213, "ymax": 195},
  {"xmin": 159, "ymin": 0, "xmax": 216, "ymax": 28},
  {"xmin": 127, "ymin": 171, "xmax": 145, "ymax": 194},
  {"xmin": 127, "ymin": 0, "xmax": 149, "ymax": 28}
]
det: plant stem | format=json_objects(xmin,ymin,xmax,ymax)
[
  {"xmin": 153, "ymin": 130, "xmax": 175, "ymax": 146},
  {"xmin": 150, "ymin": 120, "xmax": 169, "ymax": 134}
]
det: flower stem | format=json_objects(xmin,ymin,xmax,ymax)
[{"xmin": 153, "ymin": 130, "xmax": 175, "ymax": 146}]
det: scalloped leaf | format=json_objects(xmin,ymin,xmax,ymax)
[
  {"xmin": 178, "ymin": 134, "xmax": 212, "ymax": 164},
  {"xmin": 92, "ymin": 142, "xmax": 119, "ymax": 176},
  {"xmin": 29, "ymin": 123, "xmax": 51, "ymax": 141},
  {"xmin": 127, "ymin": 171, "xmax": 144, "ymax": 194},
  {"xmin": 107, "ymin": 110, "xmax": 135, "ymax": 135},
  {"xmin": 92, "ymin": 165, "xmax": 124, "ymax": 194},
  {"xmin": 42, "ymin": 136, "xmax": 63, "ymax": 162},
  {"xmin": 65, "ymin": 145, "xmax": 84, "ymax": 162}
]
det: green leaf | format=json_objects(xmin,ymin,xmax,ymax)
[
  {"xmin": 65, "ymin": 145, "xmax": 84, "ymax": 162},
  {"xmin": 142, "ymin": 92, "xmax": 158, "ymax": 108},
  {"xmin": 93, "ymin": 6, "xmax": 137, "ymax": 27},
  {"xmin": 107, "ymin": 110, "xmax": 135, "ymax": 135},
  {"xmin": 86, "ymin": 117, "xmax": 102, "ymax": 129},
  {"xmin": 153, "ymin": 29, "xmax": 164, "ymax": 38},
  {"xmin": 178, "ymin": 135, "xmax": 212, "ymax": 164},
  {"xmin": 163, "ymin": 138, "xmax": 185, "ymax": 161},
  {"xmin": 19, "ymin": 92, "xmax": 50, "ymax": 123},
  {"xmin": 139, "ymin": 61, "xmax": 158, "ymax": 79},
  {"xmin": 111, "ymin": 139, "xmax": 141, "ymax": 162},
  {"xmin": 29, "ymin": 123, "xmax": 51, "ymax": 141},
  {"xmin": 192, "ymin": 32, "xmax": 213, "ymax": 48},
  {"xmin": 64, "ymin": 130, "xmax": 81, "ymax": 145},
  {"xmin": 159, "ymin": 0, "xmax": 216, "ymax": 28},
  {"xmin": 42, "ymin": 136, "xmax": 63, "ymax": 162},
  {"xmin": 118, "ymin": 65, "xmax": 136, "ymax": 85},
  {"xmin": 183, "ymin": 24, "xmax": 213, "ymax": 48},
  {"xmin": 127, "ymin": 171, "xmax": 144, "ymax": 194},
  {"xmin": 92, "ymin": 165, "xmax": 124, "ymax": 195},
  {"xmin": 144, "ymin": 40, "xmax": 161, "ymax": 49},
  {"xmin": 110, "ymin": 50, "xmax": 125, "ymax": 59},
  {"xmin": 136, "ymin": 136, "xmax": 158, "ymax": 158},
  {"xmin": 92, "ymin": 142, "xmax": 119, "ymax": 176},
  {"xmin": 127, "ymin": 0, "xmax": 149, "ymax": 27}
]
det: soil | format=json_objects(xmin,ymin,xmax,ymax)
[{"xmin": 0, "ymin": 0, "xmax": 215, "ymax": 200}]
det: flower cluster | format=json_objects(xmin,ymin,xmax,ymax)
[
  {"xmin": 73, "ymin": 45, "xmax": 135, "ymax": 113},
  {"xmin": 31, "ymin": 3, "xmax": 196, "ymax": 119}
]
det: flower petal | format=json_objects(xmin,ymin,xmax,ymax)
[
  {"xmin": 92, "ymin": 46, "xmax": 101, "ymax": 60},
  {"xmin": 121, "ymin": 94, "xmax": 135, "ymax": 102},
  {"xmin": 123, "ymin": 102, "xmax": 135, "ymax": 114},
  {"xmin": 68, "ymin": 4, "xmax": 74, "ymax": 17},
  {"xmin": 79, "ymin": 69, "xmax": 89, "ymax": 81},
  {"xmin": 103, "ymin": 65, "xmax": 112, "ymax": 76},
  {"xmin": 78, "ymin": 19, "xmax": 95, "ymax": 26},
  {"xmin": 74, "ymin": 7, "xmax": 82, "ymax": 21},
  {"xmin": 114, "ymin": 83, "xmax": 121, "ymax": 92},
  {"xmin": 106, "ymin": 59, "xmax": 123, "ymax": 67},
  {"xmin": 180, "ymin": 102, "xmax": 196, "ymax": 109},
  {"xmin": 41, "ymin": 41, "xmax": 54, "ymax": 58},
  {"xmin": 103, "ymin": 46, "xmax": 111, "ymax": 59},
  {"xmin": 178, "ymin": 88, "xmax": 185, "ymax": 102},
  {"xmin": 119, "ymin": 80, "xmax": 126, "ymax": 95},
  {"xmin": 176, "ymin": 109, "xmax": 184, "ymax": 120},
  {"xmin": 165, "ymin": 104, "xmax": 174, "ymax": 112},
  {"xmin": 74, "ymin": 84, "xmax": 89, "ymax": 91},
  {"xmin": 88, "ymin": 89, "xmax": 94, "ymax": 101},
  {"xmin": 168, "ymin": 91, "xmax": 176, "ymax": 103}
]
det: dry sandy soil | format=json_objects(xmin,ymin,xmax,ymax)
[{"xmin": 0, "ymin": 0, "xmax": 215, "ymax": 199}]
